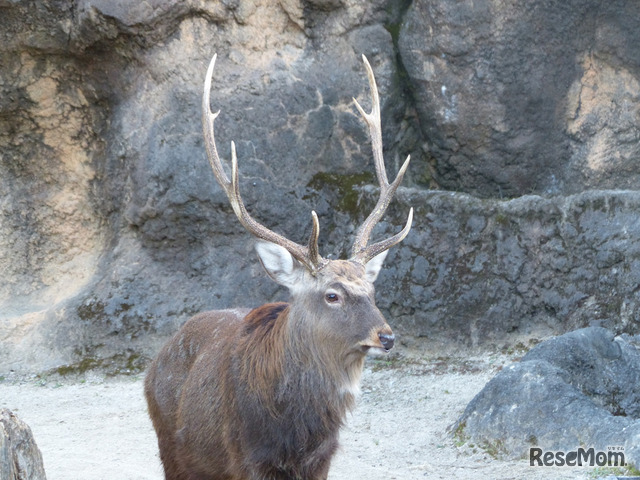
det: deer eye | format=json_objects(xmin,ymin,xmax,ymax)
[{"xmin": 325, "ymin": 292, "xmax": 341, "ymax": 304}]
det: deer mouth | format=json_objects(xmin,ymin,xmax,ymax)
[{"xmin": 360, "ymin": 344, "xmax": 392, "ymax": 356}]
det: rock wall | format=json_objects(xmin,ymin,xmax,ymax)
[
  {"xmin": 381, "ymin": 189, "xmax": 640, "ymax": 347},
  {"xmin": 400, "ymin": 0, "xmax": 640, "ymax": 197},
  {"xmin": 1, "ymin": 0, "xmax": 640, "ymax": 373}
]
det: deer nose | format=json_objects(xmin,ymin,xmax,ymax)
[{"xmin": 378, "ymin": 333, "xmax": 395, "ymax": 351}]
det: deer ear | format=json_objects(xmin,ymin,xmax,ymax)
[
  {"xmin": 255, "ymin": 241, "xmax": 303, "ymax": 289},
  {"xmin": 364, "ymin": 250, "xmax": 388, "ymax": 283}
]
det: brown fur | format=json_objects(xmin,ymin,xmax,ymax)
[
  {"xmin": 238, "ymin": 303, "xmax": 288, "ymax": 410},
  {"xmin": 145, "ymin": 261, "xmax": 393, "ymax": 480}
]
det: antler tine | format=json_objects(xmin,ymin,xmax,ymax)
[
  {"xmin": 350, "ymin": 55, "xmax": 413, "ymax": 264},
  {"xmin": 307, "ymin": 211, "xmax": 321, "ymax": 267},
  {"xmin": 352, "ymin": 55, "xmax": 388, "ymax": 187},
  {"xmin": 357, "ymin": 207, "xmax": 414, "ymax": 263},
  {"xmin": 203, "ymin": 54, "xmax": 325, "ymax": 274},
  {"xmin": 203, "ymin": 54, "xmax": 230, "ymax": 189}
]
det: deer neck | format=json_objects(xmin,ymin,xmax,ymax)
[
  {"xmin": 239, "ymin": 301, "xmax": 364, "ymax": 420},
  {"xmin": 283, "ymin": 305, "xmax": 366, "ymax": 411}
]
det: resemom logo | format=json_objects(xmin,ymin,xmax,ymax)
[{"xmin": 530, "ymin": 447, "xmax": 627, "ymax": 467}]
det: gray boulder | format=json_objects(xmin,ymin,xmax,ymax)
[
  {"xmin": 455, "ymin": 327, "xmax": 640, "ymax": 467},
  {"xmin": 0, "ymin": 409, "xmax": 47, "ymax": 480}
]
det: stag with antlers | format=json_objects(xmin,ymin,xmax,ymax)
[{"xmin": 145, "ymin": 54, "xmax": 413, "ymax": 480}]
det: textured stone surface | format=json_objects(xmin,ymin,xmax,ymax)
[
  {"xmin": 0, "ymin": 409, "xmax": 47, "ymax": 480},
  {"xmin": 399, "ymin": 0, "xmax": 640, "ymax": 197},
  {"xmin": 2, "ymin": 1, "xmax": 640, "ymax": 373},
  {"xmin": 454, "ymin": 328, "xmax": 640, "ymax": 466},
  {"xmin": 378, "ymin": 189, "xmax": 640, "ymax": 347},
  {"xmin": 0, "ymin": 0, "xmax": 419, "ymax": 372}
]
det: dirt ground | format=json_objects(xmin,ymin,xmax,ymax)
[{"xmin": 0, "ymin": 351, "xmax": 619, "ymax": 480}]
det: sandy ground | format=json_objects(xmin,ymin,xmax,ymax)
[{"xmin": 0, "ymin": 352, "xmax": 620, "ymax": 480}]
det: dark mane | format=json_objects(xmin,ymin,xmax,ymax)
[{"xmin": 243, "ymin": 302, "xmax": 289, "ymax": 335}]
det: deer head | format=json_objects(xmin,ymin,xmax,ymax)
[{"xmin": 202, "ymin": 54, "xmax": 412, "ymax": 359}]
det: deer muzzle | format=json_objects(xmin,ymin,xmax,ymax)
[{"xmin": 378, "ymin": 332, "xmax": 395, "ymax": 351}]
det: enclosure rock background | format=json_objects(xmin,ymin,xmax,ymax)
[
  {"xmin": 380, "ymin": 189, "xmax": 640, "ymax": 346},
  {"xmin": 400, "ymin": 0, "xmax": 640, "ymax": 198},
  {"xmin": 1, "ymin": 0, "xmax": 640, "ymax": 373}
]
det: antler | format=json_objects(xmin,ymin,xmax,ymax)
[
  {"xmin": 202, "ymin": 54, "xmax": 326, "ymax": 274},
  {"xmin": 350, "ymin": 55, "xmax": 413, "ymax": 265}
]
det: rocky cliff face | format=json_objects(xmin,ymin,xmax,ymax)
[
  {"xmin": 400, "ymin": 0, "xmax": 640, "ymax": 197},
  {"xmin": 1, "ymin": 0, "xmax": 639, "ymax": 373}
]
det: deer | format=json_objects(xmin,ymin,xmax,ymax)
[{"xmin": 144, "ymin": 53, "xmax": 413, "ymax": 480}]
